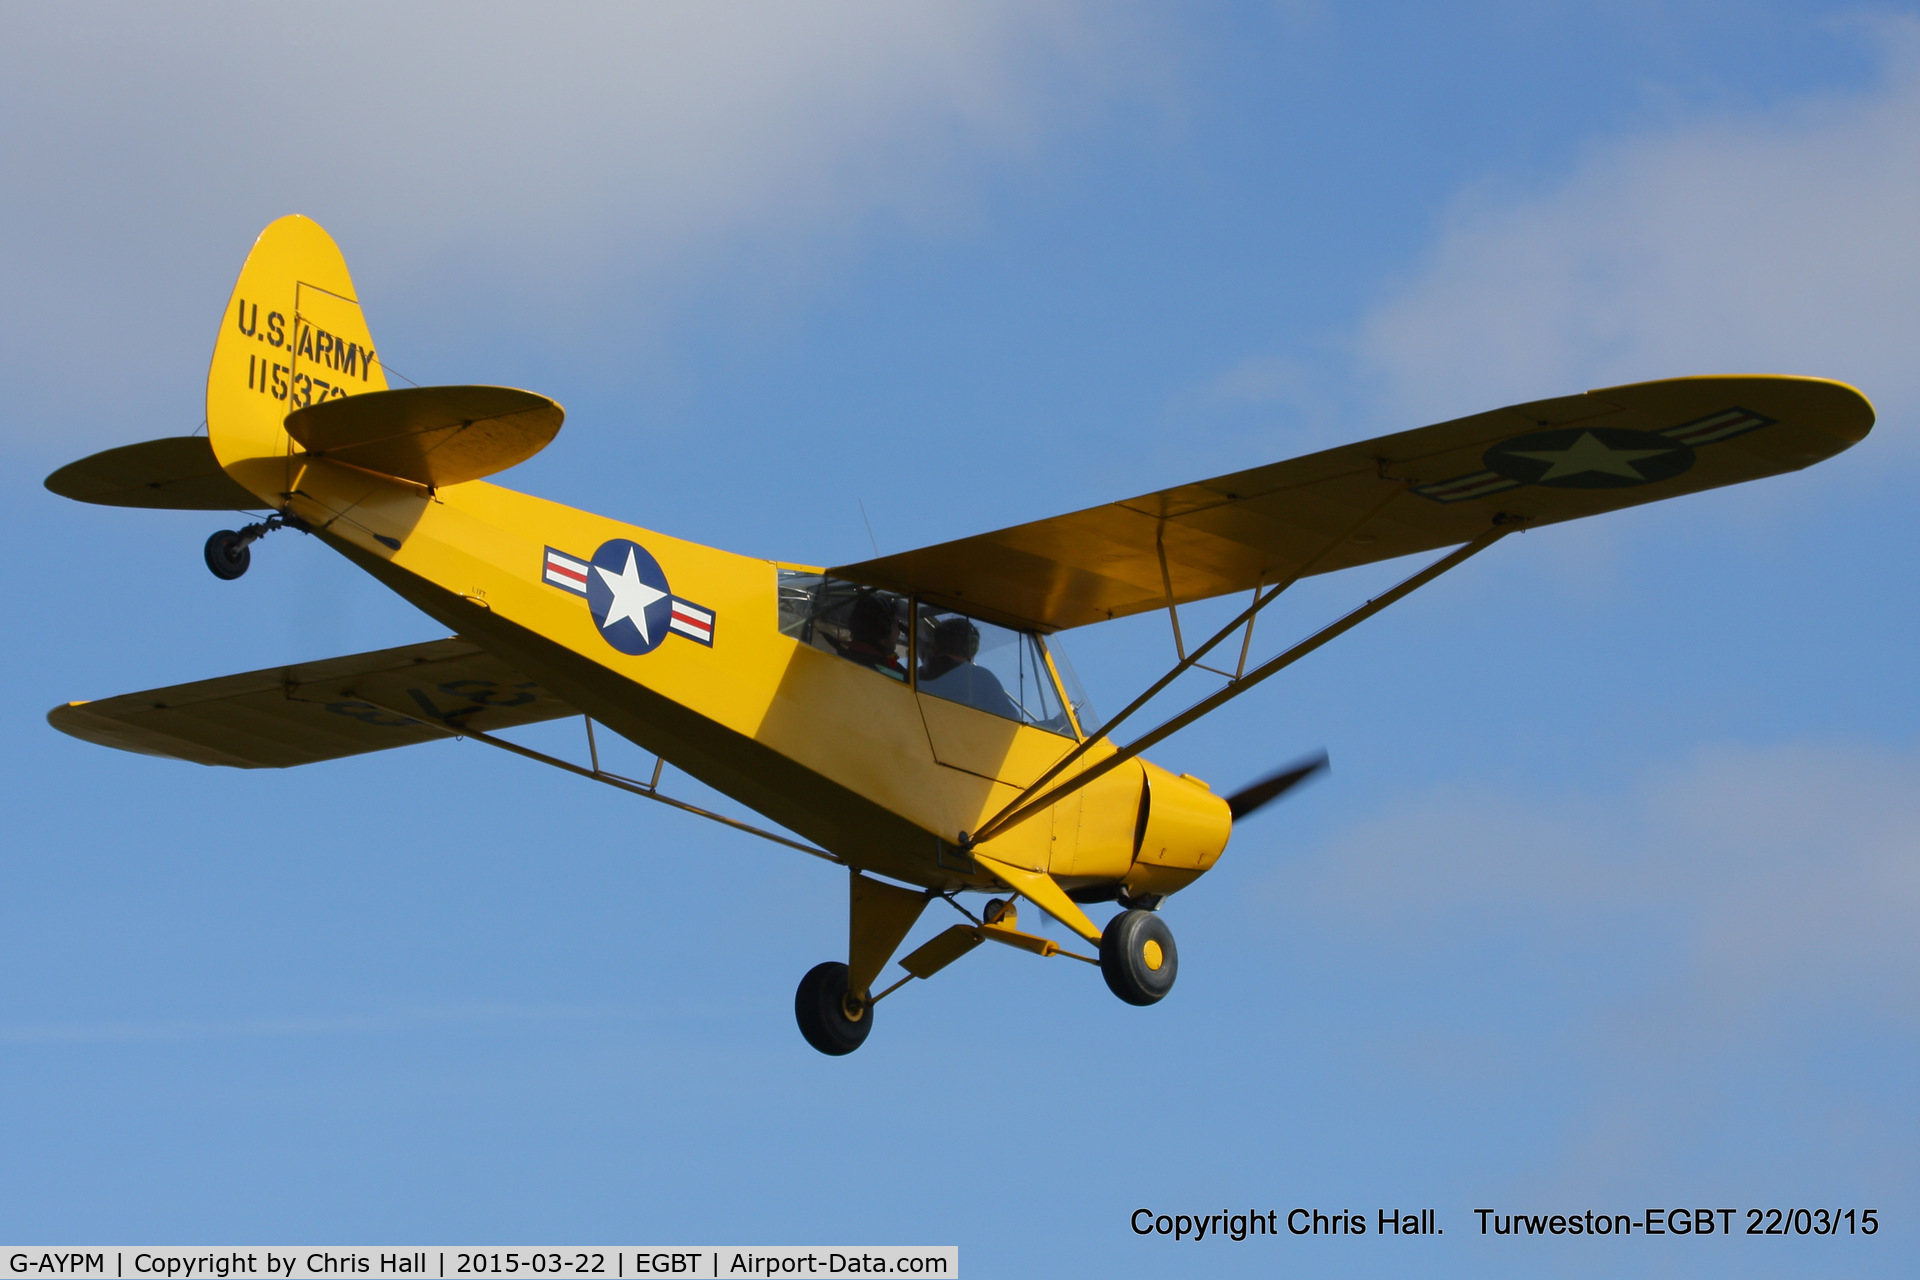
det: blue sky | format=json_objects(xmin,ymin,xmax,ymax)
[{"xmin": 1, "ymin": 3, "xmax": 1914, "ymax": 1275}]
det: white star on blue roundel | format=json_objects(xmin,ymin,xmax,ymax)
[{"xmin": 586, "ymin": 538, "xmax": 674, "ymax": 655}]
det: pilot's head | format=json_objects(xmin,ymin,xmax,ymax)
[
  {"xmin": 931, "ymin": 615, "xmax": 980, "ymax": 661},
  {"xmin": 848, "ymin": 593, "xmax": 898, "ymax": 649}
]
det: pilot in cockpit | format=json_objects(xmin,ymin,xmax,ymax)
[{"xmin": 917, "ymin": 614, "xmax": 1019, "ymax": 719}]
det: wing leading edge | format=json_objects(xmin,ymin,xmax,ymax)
[
  {"xmin": 50, "ymin": 638, "xmax": 578, "ymax": 768},
  {"xmin": 831, "ymin": 375, "xmax": 1873, "ymax": 632}
]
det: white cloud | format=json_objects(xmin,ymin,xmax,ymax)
[
  {"xmin": 1359, "ymin": 19, "xmax": 1920, "ymax": 437},
  {"xmin": 2, "ymin": 1, "xmax": 1135, "ymax": 263},
  {"xmin": 0, "ymin": 1, "xmax": 1152, "ymax": 446}
]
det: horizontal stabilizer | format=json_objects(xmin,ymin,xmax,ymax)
[
  {"xmin": 50, "ymin": 638, "xmax": 577, "ymax": 768},
  {"xmin": 44, "ymin": 437, "xmax": 264, "ymax": 511},
  {"xmin": 284, "ymin": 385, "xmax": 563, "ymax": 487}
]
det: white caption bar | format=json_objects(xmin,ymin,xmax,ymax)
[{"xmin": 3, "ymin": 1252, "xmax": 957, "ymax": 1280}]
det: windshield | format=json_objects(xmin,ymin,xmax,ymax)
[{"xmin": 1042, "ymin": 634, "xmax": 1097, "ymax": 737}]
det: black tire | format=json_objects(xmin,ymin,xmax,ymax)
[
  {"xmin": 1100, "ymin": 908, "xmax": 1178, "ymax": 1006},
  {"xmin": 794, "ymin": 960, "xmax": 872, "ymax": 1056},
  {"xmin": 204, "ymin": 530, "xmax": 251, "ymax": 580}
]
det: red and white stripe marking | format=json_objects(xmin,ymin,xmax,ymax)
[
  {"xmin": 669, "ymin": 600, "xmax": 715, "ymax": 644},
  {"xmin": 544, "ymin": 547, "xmax": 591, "ymax": 595}
]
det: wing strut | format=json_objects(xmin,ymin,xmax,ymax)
[
  {"xmin": 970, "ymin": 518, "xmax": 1520, "ymax": 846},
  {"xmin": 359, "ymin": 699, "xmax": 842, "ymax": 863},
  {"xmin": 1005, "ymin": 486, "xmax": 1405, "ymax": 834}
]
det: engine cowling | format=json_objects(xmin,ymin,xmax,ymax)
[{"xmin": 1123, "ymin": 759, "xmax": 1232, "ymax": 899}]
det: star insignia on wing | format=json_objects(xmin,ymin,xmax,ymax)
[{"xmin": 1503, "ymin": 431, "xmax": 1681, "ymax": 481}]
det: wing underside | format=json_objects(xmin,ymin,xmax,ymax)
[
  {"xmin": 50, "ymin": 637, "xmax": 578, "ymax": 768},
  {"xmin": 832, "ymin": 375, "xmax": 1873, "ymax": 632}
]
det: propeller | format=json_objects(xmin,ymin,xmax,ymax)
[{"xmin": 1224, "ymin": 751, "xmax": 1330, "ymax": 822}]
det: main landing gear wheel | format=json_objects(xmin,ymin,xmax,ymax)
[
  {"xmin": 1101, "ymin": 908, "xmax": 1178, "ymax": 1006},
  {"xmin": 204, "ymin": 529, "xmax": 252, "ymax": 580},
  {"xmin": 794, "ymin": 960, "xmax": 872, "ymax": 1056}
]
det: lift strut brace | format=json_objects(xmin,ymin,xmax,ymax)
[
  {"xmin": 968, "ymin": 520, "xmax": 1518, "ymax": 846},
  {"xmin": 993, "ymin": 488, "xmax": 1408, "ymax": 829},
  {"xmin": 353, "ymin": 698, "xmax": 842, "ymax": 863}
]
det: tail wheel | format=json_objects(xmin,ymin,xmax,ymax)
[
  {"xmin": 204, "ymin": 530, "xmax": 251, "ymax": 580},
  {"xmin": 794, "ymin": 960, "xmax": 873, "ymax": 1055},
  {"xmin": 1100, "ymin": 908, "xmax": 1178, "ymax": 1006}
]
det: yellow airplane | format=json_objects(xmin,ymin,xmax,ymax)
[{"xmin": 44, "ymin": 216, "xmax": 1874, "ymax": 1054}]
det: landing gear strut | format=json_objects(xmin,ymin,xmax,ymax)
[
  {"xmin": 793, "ymin": 872, "xmax": 1174, "ymax": 1053},
  {"xmin": 204, "ymin": 514, "xmax": 300, "ymax": 580},
  {"xmin": 794, "ymin": 960, "xmax": 872, "ymax": 1056}
]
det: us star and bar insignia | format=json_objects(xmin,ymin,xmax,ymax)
[
  {"xmin": 1412, "ymin": 407, "xmax": 1776, "ymax": 503},
  {"xmin": 542, "ymin": 539, "xmax": 716, "ymax": 654}
]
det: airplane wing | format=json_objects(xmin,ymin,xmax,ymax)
[
  {"xmin": 831, "ymin": 375, "xmax": 1873, "ymax": 631},
  {"xmin": 49, "ymin": 638, "xmax": 578, "ymax": 768}
]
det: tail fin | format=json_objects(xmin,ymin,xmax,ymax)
[{"xmin": 207, "ymin": 215, "xmax": 387, "ymax": 506}]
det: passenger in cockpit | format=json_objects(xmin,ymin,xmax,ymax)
[{"xmin": 840, "ymin": 593, "xmax": 907, "ymax": 679}]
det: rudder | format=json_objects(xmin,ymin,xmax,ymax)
[{"xmin": 207, "ymin": 215, "xmax": 387, "ymax": 506}]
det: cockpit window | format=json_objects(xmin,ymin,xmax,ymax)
[
  {"xmin": 915, "ymin": 604, "xmax": 1075, "ymax": 737},
  {"xmin": 1046, "ymin": 638, "xmax": 1098, "ymax": 737},
  {"xmin": 778, "ymin": 571, "xmax": 909, "ymax": 681},
  {"xmin": 776, "ymin": 571, "xmax": 1095, "ymax": 730}
]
